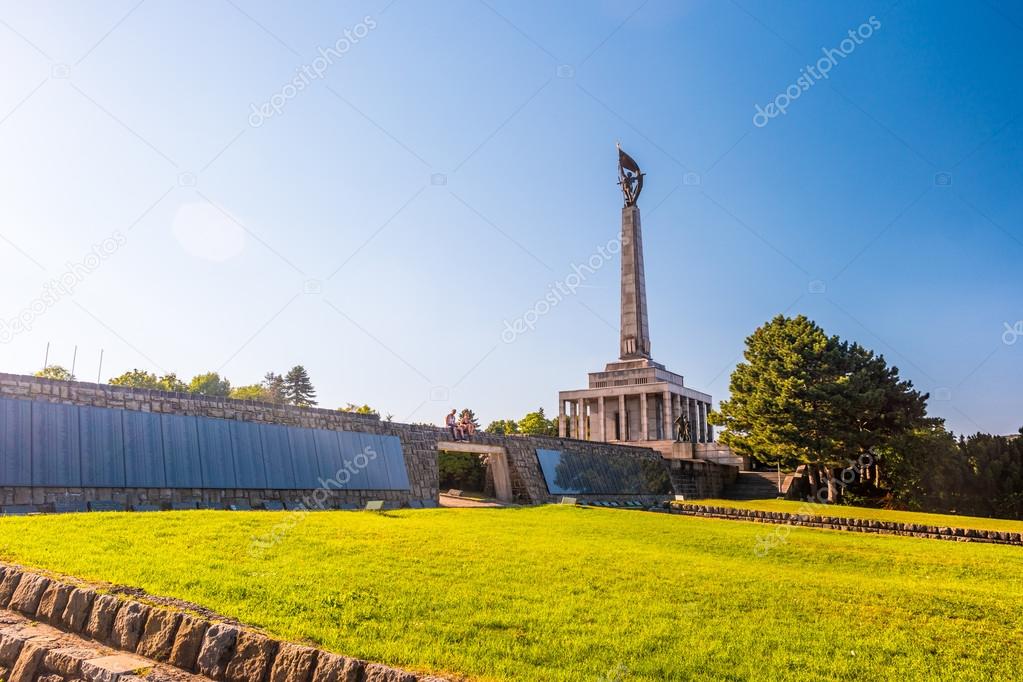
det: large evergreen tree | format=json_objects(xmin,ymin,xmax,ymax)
[
  {"xmin": 284, "ymin": 365, "xmax": 317, "ymax": 406},
  {"xmin": 711, "ymin": 315, "xmax": 928, "ymax": 500}
]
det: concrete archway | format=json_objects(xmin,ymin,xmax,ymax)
[{"xmin": 437, "ymin": 441, "xmax": 513, "ymax": 502}]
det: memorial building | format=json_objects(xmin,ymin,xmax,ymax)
[{"xmin": 557, "ymin": 146, "xmax": 733, "ymax": 465}]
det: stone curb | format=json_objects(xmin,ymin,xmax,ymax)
[
  {"xmin": 669, "ymin": 504, "xmax": 1023, "ymax": 546},
  {"xmin": 0, "ymin": 563, "xmax": 450, "ymax": 682}
]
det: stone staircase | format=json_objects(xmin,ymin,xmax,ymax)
[{"xmin": 722, "ymin": 470, "xmax": 785, "ymax": 500}]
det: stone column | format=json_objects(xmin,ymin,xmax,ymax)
[
  {"xmin": 639, "ymin": 393, "xmax": 648, "ymax": 440},
  {"xmin": 620, "ymin": 205, "xmax": 651, "ymax": 360},
  {"xmin": 688, "ymin": 398, "xmax": 697, "ymax": 443},
  {"xmin": 618, "ymin": 394, "xmax": 626, "ymax": 441},
  {"xmin": 662, "ymin": 390, "xmax": 672, "ymax": 441},
  {"xmin": 693, "ymin": 401, "xmax": 700, "ymax": 442},
  {"xmin": 558, "ymin": 400, "xmax": 567, "ymax": 438},
  {"xmin": 598, "ymin": 396, "xmax": 606, "ymax": 442},
  {"xmin": 577, "ymin": 399, "xmax": 586, "ymax": 440},
  {"xmin": 672, "ymin": 394, "xmax": 681, "ymax": 440},
  {"xmin": 569, "ymin": 401, "xmax": 577, "ymax": 439},
  {"xmin": 699, "ymin": 402, "xmax": 707, "ymax": 443}
]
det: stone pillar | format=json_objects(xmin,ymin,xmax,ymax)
[
  {"xmin": 597, "ymin": 396, "xmax": 606, "ymax": 442},
  {"xmin": 618, "ymin": 394, "xmax": 626, "ymax": 441},
  {"xmin": 558, "ymin": 400, "xmax": 567, "ymax": 438},
  {"xmin": 620, "ymin": 205, "xmax": 651, "ymax": 360},
  {"xmin": 699, "ymin": 402, "xmax": 707, "ymax": 443},
  {"xmin": 569, "ymin": 401, "xmax": 577, "ymax": 439},
  {"xmin": 662, "ymin": 390, "xmax": 672, "ymax": 441},
  {"xmin": 639, "ymin": 393, "xmax": 648, "ymax": 440},
  {"xmin": 693, "ymin": 401, "xmax": 700, "ymax": 443},
  {"xmin": 672, "ymin": 394, "xmax": 681, "ymax": 440},
  {"xmin": 688, "ymin": 398, "xmax": 697, "ymax": 443},
  {"xmin": 577, "ymin": 399, "xmax": 586, "ymax": 440}
]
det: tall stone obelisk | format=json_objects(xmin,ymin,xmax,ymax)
[{"xmin": 617, "ymin": 145, "xmax": 651, "ymax": 360}]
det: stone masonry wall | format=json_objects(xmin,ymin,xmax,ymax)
[
  {"xmin": 0, "ymin": 373, "xmax": 440, "ymax": 509},
  {"xmin": 0, "ymin": 562, "xmax": 442, "ymax": 681},
  {"xmin": 0, "ymin": 373, "xmax": 735, "ymax": 507}
]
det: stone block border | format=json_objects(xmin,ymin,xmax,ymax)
[
  {"xmin": 0, "ymin": 563, "xmax": 449, "ymax": 682},
  {"xmin": 669, "ymin": 504, "xmax": 1023, "ymax": 546}
]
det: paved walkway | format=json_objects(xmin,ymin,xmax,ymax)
[{"xmin": 438, "ymin": 494, "xmax": 507, "ymax": 508}]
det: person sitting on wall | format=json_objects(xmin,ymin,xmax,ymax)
[
  {"xmin": 445, "ymin": 409, "xmax": 464, "ymax": 441},
  {"xmin": 459, "ymin": 413, "xmax": 476, "ymax": 440}
]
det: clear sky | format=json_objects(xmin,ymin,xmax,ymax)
[{"xmin": 1, "ymin": 0, "xmax": 1020, "ymax": 435}]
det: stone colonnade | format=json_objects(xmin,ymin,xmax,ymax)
[{"xmin": 558, "ymin": 392, "xmax": 712, "ymax": 443}]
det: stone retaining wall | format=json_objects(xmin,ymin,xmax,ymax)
[
  {"xmin": 0, "ymin": 562, "xmax": 442, "ymax": 681},
  {"xmin": 0, "ymin": 373, "xmax": 704, "ymax": 507},
  {"xmin": 670, "ymin": 504, "xmax": 1023, "ymax": 546}
]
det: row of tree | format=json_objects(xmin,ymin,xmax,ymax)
[
  {"xmin": 485, "ymin": 407, "xmax": 558, "ymax": 436},
  {"xmin": 34, "ymin": 364, "xmax": 319, "ymax": 407}
]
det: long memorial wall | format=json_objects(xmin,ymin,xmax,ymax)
[{"xmin": 0, "ymin": 373, "xmax": 730, "ymax": 510}]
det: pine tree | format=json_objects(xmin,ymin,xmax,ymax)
[{"xmin": 283, "ymin": 365, "xmax": 317, "ymax": 407}]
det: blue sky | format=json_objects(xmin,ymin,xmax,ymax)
[{"xmin": 0, "ymin": 0, "xmax": 1020, "ymax": 435}]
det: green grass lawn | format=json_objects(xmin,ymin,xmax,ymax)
[
  {"xmin": 1, "ymin": 507, "xmax": 1021, "ymax": 681},
  {"xmin": 696, "ymin": 498, "xmax": 1023, "ymax": 533}
]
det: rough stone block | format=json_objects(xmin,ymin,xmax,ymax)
[
  {"xmin": 0, "ymin": 633, "xmax": 25, "ymax": 665},
  {"xmin": 63, "ymin": 587, "xmax": 97, "ymax": 633},
  {"xmin": 110, "ymin": 601, "xmax": 150, "ymax": 652},
  {"xmin": 311, "ymin": 652, "xmax": 364, "ymax": 682},
  {"xmin": 38, "ymin": 674, "xmax": 64, "ymax": 682},
  {"xmin": 8, "ymin": 641, "xmax": 46, "ymax": 682},
  {"xmin": 224, "ymin": 631, "xmax": 277, "ymax": 682},
  {"xmin": 196, "ymin": 623, "xmax": 238, "ymax": 679},
  {"xmin": 168, "ymin": 615, "xmax": 208, "ymax": 671},
  {"xmin": 364, "ymin": 664, "xmax": 417, "ymax": 682},
  {"xmin": 9, "ymin": 574, "xmax": 51, "ymax": 615},
  {"xmin": 136, "ymin": 609, "xmax": 180, "ymax": 661},
  {"xmin": 0, "ymin": 568, "xmax": 21, "ymax": 607},
  {"xmin": 37, "ymin": 582, "xmax": 74, "ymax": 623},
  {"xmin": 85, "ymin": 595, "xmax": 121, "ymax": 641},
  {"xmin": 43, "ymin": 646, "xmax": 99, "ymax": 677},
  {"xmin": 80, "ymin": 653, "xmax": 151, "ymax": 682},
  {"xmin": 269, "ymin": 643, "xmax": 318, "ymax": 682}
]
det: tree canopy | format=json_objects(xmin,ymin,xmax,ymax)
[
  {"xmin": 284, "ymin": 365, "xmax": 317, "ymax": 407},
  {"xmin": 188, "ymin": 372, "xmax": 231, "ymax": 397},
  {"xmin": 34, "ymin": 365, "xmax": 74, "ymax": 381},
  {"xmin": 711, "ymin": 314, "xmax": 928, "ymax": 470},
  {"xmin": 518, "ymin": 407, "xmax": 557, "ymax": 436}
]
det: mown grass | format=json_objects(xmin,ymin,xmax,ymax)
[
  {"xmin": 0, "ymin": 507, "xmax": 1021, "ymax": 681},
  {"xmin": 697, "ymin": 498, "xmax": 1023, "ymax": 533}
]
